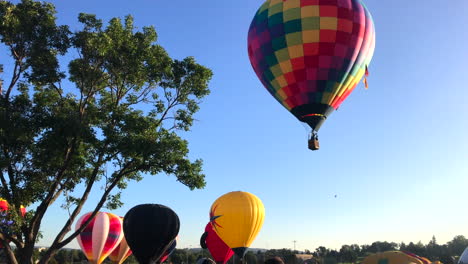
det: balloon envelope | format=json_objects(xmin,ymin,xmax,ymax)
[
  {"xmin": 109, "ymin": 217, "xmax": 132, "ymax": 264},
  {"xmin": 248, "ymin": 0, "xmax": 376, "ymax": 132},
  {"xmin": 200, "ymin": 223, "xmax": 234, "ymax": 264},
  {"xmin": 210, "ymin": 191, "xmax": 265, "ymax": 258},
  {"xmin": 158, "ymin": 239, "xmax": 177, "ymax": 263},
  {"xmin": 75, "ymin": 212, "xmax": 124, "ymax": 264},
  {"xmin": 362, "ymin": 251, "xmax": 431, "ymax": 264},
  {"xmin": 123, "ymin": 204, "xmax": 180, "ymax": 264}
]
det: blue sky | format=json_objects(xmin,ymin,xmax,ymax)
[{"xmin": 4, "ymin": 0, "xmax": 468, "ymax": 252}]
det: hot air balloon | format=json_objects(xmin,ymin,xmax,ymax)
[
  {"xmin": 362, "ymin": 251, "xmax": 433, "ymax": 264},
  {"xmin": 123, "ymin": 204, "xmax": 180, "ymax": 264},
  {"xmin": 75, "ymin": 212, "xmax": 124, "ymax": 264},
  {"xmin": 109, "ymin": 217, "xmax": 132, "ymax": 264},
  {"xmin": 0, "ymin": 198, "xmax": 27, "ymax": 248},
  {"xmin": 210, "ymin": 191, "xmax": 265, "ymax": 259},
  {"xmin": 158, "ymin": 238, "xmax": 177, "ymax": 263},
  {"xmin": 200, "ymin": 222, "xmax": 234, "ymax": 264},
  {"xmin": 248, "ymin": 0, "xmax": 376, "ymax": 150},
  {"xmin": 0, "ymin": 198, "xmax": 27, "ymax": 217}
]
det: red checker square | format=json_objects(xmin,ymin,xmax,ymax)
[
  {"xmin": 334, "ymin": 43, "xmax": 348, "ymax": 58},
  {"xmin": 337, "ymin": 8, "xmax": 352, "ymax": 20},
  {"xmin": 318, "ymin": 56, "xmax": 332, "ymax": 68},
  {"xmin": 320, "ymin": 5, "xmax": 338, "ymax": 17},
  {"xmin": 335, "ymin": 31, "xmax": 351, "ymax": 44},
  {"xmin": 304, "ymin": 43, "xmax": 319, "ymax": 56},
  {"xmin": 294, "ymin": 69, "xmax": 307, "ymax": 82},
  {"xmin": 317, "ymin": 68, "xmax": 330, "ymax": 80},
  {"xmin": 284, "ymin": 72, "xmax": 296, "ymax": 84},
  {"xmin": 319, "ymin": 0, "xmax": 338, "ymax": 5},
  {"xmin": 318, "ymin": 43, "xmax": 335, "ymax": 56},
  {"xmin": 282, "ymin": 86, "xmax": 293, "ymax": 97},
  {"xmin": 289, "ymin": 83, "xmax": 299, "ymax": 95},
  {"xmin": 301, "ymin": 0, "xmax": 319, "ymax": 6},
  {"xmin": 298, "ymin": 81, "xmax": 308, "ymax": 92},
  {"xmin": 291, "ymin": 57, "xmax": 305, "ymax": 70},
  {"xmin": 304, "ymin": 56, "xmax": 319, "ymax": 67},
  {"xmin": 337, "ymin": 18, "xmax": 353, "ymax": 33},
  {"xmin": 295, "ymin": 93, "xmax": 308, "ymax": 105},
  {"xmin": 336, "ymin": 0, "xmax": 352, "ymax": 8},
  {"xmin": 285, "ymin": 96, "xmax": 298, "ymax": 108},
  {"xmin": 306, "ymin": 68, "xmax": 318, "ymax": 80},
  {"xmin": 320, "ymin": 30, "xmax": 337, "ymax": 43}
]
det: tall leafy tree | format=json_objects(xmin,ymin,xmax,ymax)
[{"xmin": 0, "ymin": 1, "xmax": 212, "ymax": 263}]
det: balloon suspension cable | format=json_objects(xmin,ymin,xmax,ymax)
[{"xmin": 308, "ymin": 130, "xmax": 320, "ymax": 151}]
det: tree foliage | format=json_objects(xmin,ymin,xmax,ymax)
[{"xmin": 0, "ymin": 0, "xmax": 212, "ymax": 263}]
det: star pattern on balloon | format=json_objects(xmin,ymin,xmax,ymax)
[{"xmin": 209, "ymin": 205, "xmax": 223, "ymax": 231}]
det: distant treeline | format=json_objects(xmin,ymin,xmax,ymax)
[{"xmin": 19, "ymin": 235, "xmax": 468, "ymax": 264}]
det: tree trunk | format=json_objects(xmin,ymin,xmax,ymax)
[{"xmin": 17, "ymin": 244, "xmax": 34, "ymax": 264}]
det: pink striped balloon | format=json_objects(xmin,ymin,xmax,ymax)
[
  {"xmin": 108, "ymin": 217, "xmax": 132, "ymax": 264},
  {"xmin": 75, "ymin": 212, "xmax": 124, "ymax": 264}
]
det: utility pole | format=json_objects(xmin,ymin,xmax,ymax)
[{"xmin": 293, "ymin": 240, "xmax": 297, "ymax": 252}]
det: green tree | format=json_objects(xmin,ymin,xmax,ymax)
[{"xmin": 0, "ymin": 0, "xmax": 212, "ymax": 263}]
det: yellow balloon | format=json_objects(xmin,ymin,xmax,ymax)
[
  {"xmin": 362, "ymin": 251, "xmax": 432, "ymax": 264},
  {"xmin": 209, "ymin": 191, "xmax": 265, "ymax": 258}
]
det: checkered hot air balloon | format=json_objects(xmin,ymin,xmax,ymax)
[
  {"xmin": 248, "ymin": 0, "xmax": 376, "ymax": 150},
  {"xmin": 75, "ymin": 212, "xmax": 124, "ymax": 264},
  {"xmin": 108, "ymin": 217, "xmax": 132, "ymax": 264}
]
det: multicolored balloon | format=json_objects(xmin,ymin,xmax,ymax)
[
  {"xmin": 158, "ymin": 238, "xmax": 177, "ymax": 263},
  {"xmin": 0, "ymin": 198, "xmax": 27, "ymax": 217},
  {"xmin": 362, "ymin": 251, "xmax": 432, "ymax": 264},
  {"xmin": 75, "ymin": 212, "xmax": 124, "ymax": 264},
  {"xmin": 248, "ymin": 0, "xmax": 376, "ymax": 149},
  {"xmin": 109, "ymin": 217, "xmax": 132, "ymax": 264},
  {"xmin": 210, "ymin": 191, "xmax": 265, "ymax": 258},
  {"xmin": 200, "ymin": 222, "xmax": 234, "ymax": 264},
  {"xmin": 123, "ymin": 204, "xmax": 180, "ymax": 264}
]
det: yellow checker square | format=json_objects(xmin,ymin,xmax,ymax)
[
  {"xmin": 302, "ymin": 30, "xmax": 319, "ymax": 43},
  {"xmin": 283, "ymin": 8, "xmax": 301, "ymax": 22},
  {"xmin": 269, "ymin": 64, "xmax": 283, "ymax": 78},
  {"xmin": 288, "ymin": 45, "xmax": 304, "ymax": 59},
  {"xmin": 279, "ymin": 60, "xmax": 293, "ymax": 74},
  {"xmin": 269, "ymin": 0, "xmax": 283, "ymax": 7},
  {"xmin": 321, "ymin": 92, "xmax": 334, "ymax": 104},
  {"xmin": 286, "ymin": 32, "xmax": 302, "ymax": 47},
  {"xmin": 283, "ymin": 0, "xmax": 301, "ymax": 10},
  {"xmin": 268, "ymin": 3, "xmax": 283, "ymax": 17},
  {"xmin": 277, "ymin": 88, "xmax": 288, "ymax": 99},
  {"xmin": 320, "ymin": 17, "xmax": 338, "ymax": 30},
  {"xmin": 274, "ymin": 48, "xmax": 290, "ymax": 63},
  {"xmin": 301, "ymin": 6, "xmax": 320, "ymax": 18},
  {"xmin": 275, "ymin": 75, "xmax": 288, "ymax": 88},
  {"xmin": 270, "ymin": 79, "xmax": 281, "ymax": 91},
  {"xmin": 258, "ymin": 2, "xmax": 269, "ymax": 13}
]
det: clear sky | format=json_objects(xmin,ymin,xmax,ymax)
[{"xmin": 7, "ymin": 0, "xmax": 468, "ymax": 252}]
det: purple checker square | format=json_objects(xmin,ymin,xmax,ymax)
[
  {"xmin": 317, "ymin": 68, "xmax": 330, "ymax": 80},
  {"xmin": 337, "ymin": 0, "xmax": 352, "ymax": 8},
  {"xmin": 318, "ymin": 55, "xmax": 333, "ymax": 68}
]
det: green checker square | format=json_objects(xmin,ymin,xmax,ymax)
[
  {"xmin": 268, "ymin": 3, "xmax": 283, "ymax": 17},
  {"xmin": 256, "ymin": 9, "xmax": 268, "ymax": 23},
  {"xmin": 286, "ymin": 32, "xmax": 303, "ymax": 46},
  {"xmin": 268, "ymin": 12, "xmax": 283, "ymax": 27},
  {"xmin": 283, "ymin": 7, "xmax": 301, "ymax": 22},
  {"xmin": 269, "ymin": 64, "xmax": 283, "ymax": 78},
  {"xmin": 265, "ymin": 54, "xmax": 279, "ymax": 67},
  {"xmin": 284, "ymin": 19, "xmax": 302, "ymax": 34},
  {"xmin": 275, "ymin": 48, "xmax": 290, "ymax": 63},
  {"xmin": 270, "ymin": 79, "xmax": 281, "ymax": 91},
  {"xmin": 302, "ymin": 17, "xmax": 320, "ymax": 30},
  {"xmin": 263, "ymin": 69, "xmax": 275, "ymax": 82},
  {"xmin": 272, "ymin": 36, "xmax": 287, "ymax": 51}
]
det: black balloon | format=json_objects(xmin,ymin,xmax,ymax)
[{"xmin": 123, "ymin": 204, "xmax": 180, "ymax": 264}]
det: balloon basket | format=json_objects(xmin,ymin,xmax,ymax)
[{"xmin": 308, "ymin": 132, "xmax": 319, "ymax": 151}]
